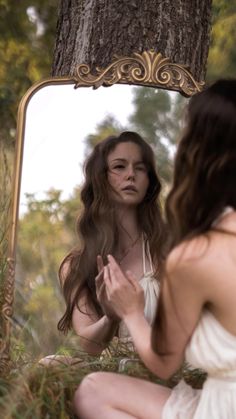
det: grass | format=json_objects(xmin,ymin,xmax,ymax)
[{"xmin": 0, "ymin": 338, "xmax": 207, "ymax": 419}]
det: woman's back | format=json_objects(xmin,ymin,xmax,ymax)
[
  {"xmin": 162, "ymin": 209, "xmax": 236, "ymax": 419},
  {"xmin": 167, "ymin": 208, "xmax": 236, "ymax": 337},
  {"xmin": 163, "ymin": 307, "xmax": 236, "ymax": 419}
]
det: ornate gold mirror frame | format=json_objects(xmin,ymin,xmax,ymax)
[{"xmin": 0, "ymin": 50, "xmax": 203, "ymax": 373}]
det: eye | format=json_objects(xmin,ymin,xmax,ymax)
[
  {"xmin": 113, "ymin": 164, "xmax": 125, "ymax": 170},
  {"xmin": 136, "ymin": 165, "xmax": 147, "ymax": 172}
]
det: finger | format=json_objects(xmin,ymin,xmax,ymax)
[
  {"xmin": 97, "ymin": 255, "xmax": 104, "ymax": 273},
  {"xmin": 96, "ymin": 281, "xmax": 105, "ymax": 300},
  {"xmin": 103, "ymin": 265, "xmax": 112, "ymax": 287},
  {"xmin": 107, "ymin": 254, "xmax": 125, "ymax": 276},
  {"xmin": 103, "ymin": 266, "xmax": 113, "ymax": 299},
  {"xmin": 95, "ymin": 270, "xmax": 103, "ymax": 283},
  {"xmin": 107, "ymin": 254, "xmax": 119, "ymax": 268},
  {"xmin": 95, "ymin": 270, "xmax": 104, "ymax": 291}
]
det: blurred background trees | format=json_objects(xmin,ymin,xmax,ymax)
[{"xmin": 207, "ymin": 0, "xmax": 236, "ymax": 80}]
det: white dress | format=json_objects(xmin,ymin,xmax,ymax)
[
  {"xmin": 162, "ymin": 309, "xmax": 236, "ymax": 419},
  {"xmin": 118, "ymin": 237, "xmax": 159, "ymax": 340}
]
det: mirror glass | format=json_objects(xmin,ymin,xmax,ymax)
[
  {"xmin": 14, "ymin": 83, "xmax": 188, "ymax": 361},
  {"xmin": 20, "ymin": 84, "xmax": 136, "ymax": 212}
]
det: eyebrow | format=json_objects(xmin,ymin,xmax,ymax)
[{"xmin": 109, "ymin": 158, "xmax": 145, "ymax": 164}]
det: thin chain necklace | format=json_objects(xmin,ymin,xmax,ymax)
[{"xmin": 117, "ymin": 233, "xmax": 141, "ymax": 265}]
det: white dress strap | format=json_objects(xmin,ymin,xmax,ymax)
[
  {"xmin": 142, "ymin": 233, "xmax": 154, "ymax": 275},
  {"xmin": 212, "ymin": 206, "xmax": 234, "ymax": 227}
]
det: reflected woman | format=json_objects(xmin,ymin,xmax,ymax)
[{"xmin": 57, "ymin": 131, "xmax": 166, "ymax": 356}]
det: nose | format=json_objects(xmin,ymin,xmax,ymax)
[{"xmin": 126, "ymin": 165, "xmax": 135, "ymax": 180}]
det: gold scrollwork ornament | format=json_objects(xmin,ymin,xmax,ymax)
[{"xmin": 75, "ymin": 50, "xmax": 204, "ymax": 96}]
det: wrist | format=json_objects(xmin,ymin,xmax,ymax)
[{"xmin": 123, "ymin": 310, "xmax": 144, "ymax": 327}]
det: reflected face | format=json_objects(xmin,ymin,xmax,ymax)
[{"xmin": 107, "ymin": 141, "xmax": 149, "ymax": 207}]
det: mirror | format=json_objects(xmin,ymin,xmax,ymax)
[
  {"xmin": 1, "ymin": 50, "xmax": 203, "ymax": 371},
  {"xmin": 16, "ymin": 84, "xmax": 137, "ymax": 359}
]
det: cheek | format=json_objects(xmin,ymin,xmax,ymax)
[{"xmin": 107, "ymin": 173, "xmax": 119, "ymax": 189}]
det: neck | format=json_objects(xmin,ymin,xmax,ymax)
[{"xmin": 115, "ymin": 206, "xmax": 141, "ymax": 247}]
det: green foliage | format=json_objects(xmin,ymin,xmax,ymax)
[
  {"xmin": 0, "ymin": 1, "xmax": 58, "ymax": 312},
  {"xmin": 84, "ymin": 114, "xmax": 126, "ymax": 155},
  {"xmin": 14, "ymin": 189, "xmax": 82, "ymax": 356},
  {"xmin": 129, "ymin": 87, "xmax": 187, "ymax": 184},
  {"xmin": 0, "ymin": 0, "xmax": 58, "ymax": 146},
  {"xmin": 0, "ymin": 143, "xmax": 12, "ymax": 315},
  {"xmin": 207, "ymin": 0, "xmax": 236, "ymax": 81}
]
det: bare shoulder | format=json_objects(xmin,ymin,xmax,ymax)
[{"xmin": 166, "ymin": 235, "xmax": 209, "ymax": 276}]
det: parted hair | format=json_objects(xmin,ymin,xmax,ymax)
[{"xmin": 58, "ymin": 131, "xmax": 167, "ymax": 333}]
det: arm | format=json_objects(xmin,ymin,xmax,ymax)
[
  {"xmin": 73, "ymin": 255, "xmax": 121, "ymax": 355},
  {"xmin": 61, "ymin": 255, "xmax": 119, "ymax": 356},
  {"xmin": 72, "ymin": 290, "xmax": 119, "ymax": 356},
  {"xmin": 104, "ymin": 250, "xmax": 209, "ymax": 379}
]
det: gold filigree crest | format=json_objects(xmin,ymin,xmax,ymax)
[
  {"xmin": 0, "ymin": 50, "xmax": 204, "ymax": 373},
  {"xmin": 75, "ymin": 50, "xmax": 204, "ymax": 96}
]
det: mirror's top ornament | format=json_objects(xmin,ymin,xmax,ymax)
[{"xmin": 75, "ymin": 50, "xmax": 204, "ymax": 97}]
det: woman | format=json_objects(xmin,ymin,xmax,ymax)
[
  {"xmin": 56, "ymin": 131, "xmax": 166, "ymax": 356},
  {"xmin": 74, "ymin": 79, "xmax": 236, "ymax": 418}
]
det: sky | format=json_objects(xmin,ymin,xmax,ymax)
[{"xmin": 19, "ymin": 83, "xmax": 136, "ymax": 214}]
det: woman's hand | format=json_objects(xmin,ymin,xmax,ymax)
[
  {"xmin": 103, "ymin": 254, "xmax": 145, "ymax": 320},
  {"xmin": 95, "ymin": 255, "xmax": 120, "ymax": 321}
]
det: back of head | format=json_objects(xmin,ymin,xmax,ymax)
[{"xmin": 166, "ymin": 79, "xmax": 236, "ymax": 246}]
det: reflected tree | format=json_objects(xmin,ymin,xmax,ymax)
[
  {"xmin": 129, "ymin": 87, "xmax": 187, "ymax": 184},
  {"xmin": 84, "ymin": 115, "xmax": 126, "ymax": 155}
]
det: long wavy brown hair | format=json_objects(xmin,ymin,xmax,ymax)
[
  {"xmin": 58, "ymin": 131, "xmax": 166, "ymax": 333},
  {"xmin": 152, "ymin": 79, "xmax": 236, "ymax": 354}
]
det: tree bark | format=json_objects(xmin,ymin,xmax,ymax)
[{"xmin": 52, "ymin": 0, "xmax": 212, "ymax": 82}]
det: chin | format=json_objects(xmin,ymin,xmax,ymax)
[{"xmin": 121, "ymin": 199, "xmax": 141, "ymax": 207}]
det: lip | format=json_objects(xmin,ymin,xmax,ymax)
[{"xmin": 122, "ymin": 185, "xmax": 138, "ymax": 192}]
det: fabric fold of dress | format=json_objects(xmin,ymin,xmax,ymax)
[{"xmin": 162, "ymin": 309, "xmax": 236, "ymax": 419}]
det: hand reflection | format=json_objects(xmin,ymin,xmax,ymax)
[
  {"xmin": 95, "ymin": 255, "xmax": 120, "ymax": 321},
  {"xmin": 103, "ymin": 254, "xmax": 145, "ymax": 320}
]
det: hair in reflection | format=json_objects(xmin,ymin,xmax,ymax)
[
  {"xmin": 152, "ymin": 79, "xmax": 236, "ymax": 353},
  {"xmin": 58, "ymin": 131, "xmax": 166, "ymax": 333}
]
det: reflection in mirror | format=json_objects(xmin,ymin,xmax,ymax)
[{"xmin": 14, "ymin": 84, "xmax": 188, "ymax": 361}]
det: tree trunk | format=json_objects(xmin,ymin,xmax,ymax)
[{"xmin": 52, "ymin": 0, "xmax": 212, "ymax": 82}]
